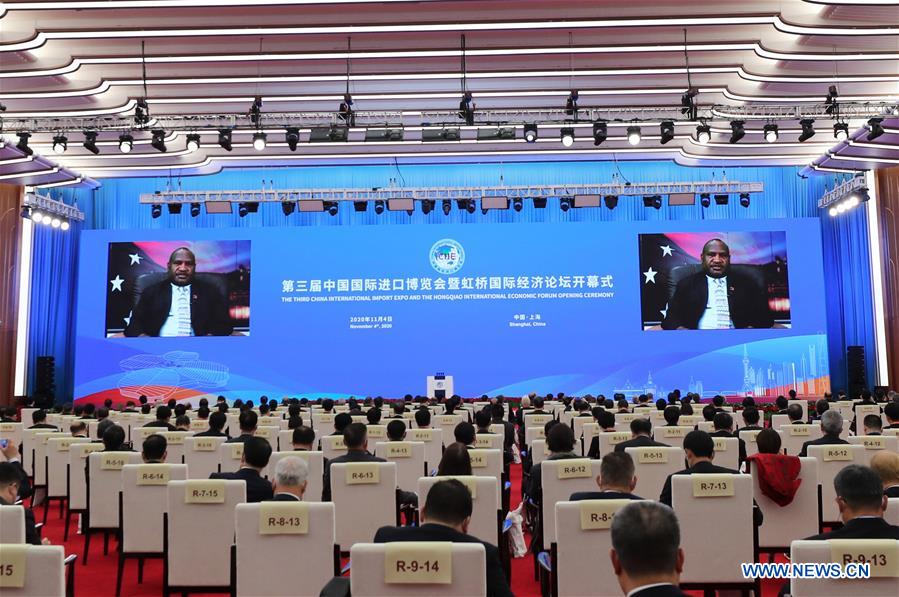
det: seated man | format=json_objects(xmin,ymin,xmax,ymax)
[
  {"xmin": 586, "ymin": 409, "xmax": 617, "ymax": 459},
  {"xmin": 268, "ymin": 456, "xmax": 308, "ymax": 502},
  {"xmin": 322, "ymin": 423, "xmax": 385, "ymax": 502},
  {"xmin": 474, "ymin": 409, "xmax": 494, "ymax": 434},
  {"xmin": 610, "ymin": 501, "xmax": 686, "ymax": 597},
  {"xmin": 862, "ymin": 414, "xmax": 883, "ymax": 436},
  {"xmin": 414, "ymin": 407, "xmax": 431, "ymax": 429},
  {"xmin": 798, "ymin": 410, "xmax": 849, "ymax": 457},
  {"xmin": 662, "ymin": 405, "xmax": 680, "ymax": 427},
  {"xmin": 884, "ymin": 402, "xmax": 899, "ymax": 430},
  {"xmin": 195, "ymin": 411, "xmax": 228, "ymax": 437},
  {"xmin": 786, "ymin": 403, "xmax": 806, "ymax": 424},
  {"xmin": 804, "ymin": 465, "xmax": 899, "ymax": 540},
  {"xmin": 570, "ymin": 451, "xmax": 642, "ymax": 501},
  {"xmin": 28, "ymin": 409, "xmax": 57, "ymax": 430},
  {"xmin": 226, "ymin": 410, "xmax": 258, "ymax": 444},
  {"xmin": 0, "ymin": 461, "xmax": 48, "ymax": 545},
  {"xmin": 142, "ymin": 434, "xmax": 167, "ymax": 463},
  {"xmin": 70, "ymin": 421, "xmax": 88, "ymax": 438},
  {"xmin": 386, "ymin": 419, "xmax": 407, "ymax": 442},
  {"xmin": 737, "ymin": 406, "xmax": 762, "ymax": 437},
  {"xmin": 527, "ymin": 424, "xmax": 580, "ymax": 505},
  {"xmin": 615, "ymin": 418, "xmax": 666, "ymax": 453},
  {"xmin": 331, "ymin": 412, "xmax": 352, "ymax": 436},
  {"xmin": 143, "ymin": 405, "xmax": 177, "ymax": 431},
  {"xmin": 870, "ymin": 451, "xmax": 899, "ymax": 498},
  {"xmin": 374, "ymin": 479, "xmax": 512, "ymax": 597},
  {"xmin": 709, "ymin": 412, "xmax": 747, "ymax": 467},
  {"xmin": 102, "ymin": 424, "xmax": 130, "ymax": 451},
  {"xmin": 210, "ymin": 436, "xmax": 273, "ymax": 502},
  {"xmin": 454, "ymin": 422, "xmax": 477, "ymax": 448},
  {"xmin": 0, "ymin": 442, "xmax": 32, "ymax": 502}
]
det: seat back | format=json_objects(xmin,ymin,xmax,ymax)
[
  {"xmin": 406, "ymin": 428, "xmax": 441, "ymax": 474},
  {"xmin": 696, "ymin": 421, "xmax": 715, "ymax": 433},
  {"xmin": 807, "ymin": 444, "xmax": 867, "ymax": 523},
  {"xmin": 0, "ymin": 505, "xmax": 25, "ymax": 543},
  {"xmin": 887, "ymin": 498, "xmax": 899, "ymax": 525},
  {"xmin": 614, "ymin": 413, "xmax": 639, "ymax": 430},
  {"xmin": 524, "ymin": 413, "xmax": 555, "ymax": 433},
  {"xmin": 433, "ymin": 414, "xmax": 464, "ymax": 448},
  {"xmin": 596, "ymin": 432, "xmax": 633, "ymax": 458},
  {"xmin": 374, "ymin": 442, "xmax": 426, "ymax": 493},
  {"xmin": 531, "ymin": 440, "xmax": 548, "ymax": 466},
  {"xmin": 709, "ymin": 437, "xmax": 740, "ymax": 470},
  {"xmin": 750, "ymin": 457, "xmax": 819, "ymax": 548},
  {"xmin": 188, "ymin": 418, "xmax": 210, "ymax": 434},
  {"xmin": 157, "ymin": 431, "xmax": 190, "ymax": 464},
  {"xmin": 0, "ymin": 544, "xmax": 65, "ymax": 597},
  {"xmin": 252, "ymin": 426, "xmax": 279, "ymax": 449},
  {"xmin": 466, "ymin": 449, "xmax": 503, "ymax": 492},
  {"xmin": 540, "ymin": 459, "xmax": 602, "ymax": 544},
  {"xmin": 165, "ymin": 479, "xmax": 246, "ymax": 587},
  {"xmin": 770, "ymin": 414, "xmax": 791, "ymax": 430},
  {"xmin": 654, "ymin": 426, "xmax": 694, "ymax": 448},
  {"xmin": 68, "ymin": 443, "xmax": 105, "ymax": 510},
  {"xmin": 266, "ymin": 451, "xmax": 324, "ymax": 502},
  {"xmin": 219, "ymin": 441, "xmax": 246, "ymax": 474},
  {"xmin": 330, "ymin": 462, "xmax": 398, "ymax": 547},
  {"xmin": 525, "ymin": 426, "xmax": 546, "ymax": 448},
  {"xmin": 320, "ymin": 435, "xmax": 348, "ymax": 461},
  {"xmin": 672, "ymin": 474, "xmax": 754, "ymax": 583},
  {"xmin": 554, "ymin": 499, "xmax": 634, "ymax": 597},
  {"xmin": 738, "ymin": 429, "xmax": 763, "ymax": 457},
  {"xmin": 847, "ymin": 435, "xmax": 899, "ymax": 465},
  {"xmin": 790, "ymin": 539, "xmax": 899, "ymax": 596},
  {"xmin": 277, "ymin": 430, "xmax": 294, "ymax": 452},
  {"xmin": 311, "ymin": 412, "xmax": 336, "ymax": 434},
  {"xmin": 471, "ymin": 433, "xmax": 503, "ymax": 451},
  {"xmin": 46, "ymin": 437, "xmax": 91, "ymax": 497},
  {"xmin": 87, "ymin": 451, "xmax": 142, "ymax": 529},
  {"xmin": 417, "ymin": 476, "xmax": 500, "ymax": 544},
  {"xmin": 234, "ymin": 501, "xmax": 336, "ymax": 597},
  {"xmin": 184, "ymin": 436, "xmax": 228, "ymax": 479},
  {"xmin": 625, "ymin": 447, "xmax": 685, "ymax": 499},
  {"xmin": 31, "ymin": 431, "xmax": 65, "ymax": 485},
  {"xmin": 778, "ymin": 425, "xmax": 824, "ymax": 456},
  {"xmin": 349, "ymin": 542, "xmax": 486, "ymax": 597},
  {"xmin": 121, "ymin": 464, "xmax": 188, "ymax": 553},
  {"xmin": 0, "ymin": 422, "xmax": 23, "ymax": 455}
]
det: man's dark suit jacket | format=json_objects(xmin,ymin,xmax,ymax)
[
  {"xmin": 586, "ymin": 429, "xmax": 618, "ymax": 459},
  {"xmin": 709, "ymin": 430, "xmax": 747, "ymax": 465},
  {"xmin": 268, "ymin": 493, "xmax": 301, "ymax": 502},
  {"xmin": 0, "ymin": 496, "xmax": 41, "ymax": 545},
  {"xmin": 143, "ymin": 420, "xmax": 177, "ymax": 431},
  {"xmin": 209, "ymin": 467, "xmax": 273, "ymax": 503},
  {"xmin": 322, "ymin": 450, "xmax": 385, "ymax": 501},
  {"xmin": 884, "ymin": 485, "xmax": 899, "ymax": 498},
  {"xmin": 194, "ymin": 429, "xmax": 228, "ymax": 438},
  {"xmin": 124, "ymin": 278, "xmax": 232, "ymax": 337},
  {"xmin": 798, "ymin": 433, "xmax": 849, "ymax": 457},
  {"xmin": 569, "ymin": 490, "xmax": 643, "ymax": 501},
  {"xmin": 805, "ymin": 517, "xmax": 899, "ymax": 540},
  {"xmin": 630, "ymin": 584, "xmax": 688, "ymax": 597},
  {"xmin": 28, "ymin": 423, "xmax": 57, "ymax": 430},
  {"xmin": 373, "ymin": 523, "xmax": 513, "ymax": 597},
  {"xmin": 661, "ymin": 270, "xmax": 773, "ymax": 330},
  {"xmin": 226, "ymin": 433, "xmax": 254, "ymax": 444},
  {"xmin": 613, "ymin": 435, "xmax": 668, "ymax": 453}
]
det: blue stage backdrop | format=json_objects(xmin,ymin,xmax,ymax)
[{"xmin": 73, "ymin": 218, "xmax": 830, "ymax": 402}]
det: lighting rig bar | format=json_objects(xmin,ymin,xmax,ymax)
[
  {"xmin": 818, "ymin": 175, "xmax": 867, "ymax": 210},
  {"xmin": 24, "ymin": 191, "xmax": 85, "ymax": 221},
  {"xmin": 140, "ymin": 181, "xmax": 764, "ymax": 206}
]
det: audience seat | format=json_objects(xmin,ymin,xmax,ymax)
[
  {"xmin": 64, "ymin": 442, "xmax": 105, "ymax": 541},
  {"xmin": 790, "ymin": 539, "xmax": 899, "ymax": 596},
  {"xmin": 625, "ymin": 446, "xmax": 685, "ymax": 499},
  {"xmin": 184, "ymin": 435, "xmax": 228, "ymax": 479},
  {"xmin": 374, "ymin": 441, "xmax": 426, "ymax": 495},
  {"xmin": 778, "ymin": 425, "xmax": 824, "ymax": 456},
  {"xmin": 0, "ymin": 544, "xmax": 67, "ymax": 597},
  {"xmin": 887, "ymin": 498, "xmax": 899, "ymax": 525},
  {"xmin": 45, "ymin": 437, "xmax": 92, "ymax": 523},
  {"xmin": 83, "ymin": 451, "xmax": 142, "ymax": 564},
  {"xmin": 0, "ymin": 504, "xmax": 26, "ymax": 543},
  {"xmin": 709, "ymin": 436, "xmax": 739, "ymax": 470},
  {"xmin": 417, "ymin": 476, "xmax": 500, "ymax": 545},
  {"xmin": 330, "ymin": 462, "xmax": 398, "ymax": 549},
  {"xmin": 807, "ymin": 444, "xmax": 866, "ymax": 525},
  {"xmin": 748, "ymin": 456, "xmax": 821, "ymax": 552},
  {"xmin": 539, "ymin": 459, "xmax": 602, "ymax": 546},
  {"xmin": 847, "ymin": 435, "xmax": 899, "ymax": 465},
  {"xmin": 320, "ymin": 435, "xmax": 348, "ymax": 461},
  {"xmin": 267, "ymin": 451, "xmax": 324, "ymax": 502},
  {"xmin": 218, "ymin": 440, "xmax": 245, "ymax": 474}
]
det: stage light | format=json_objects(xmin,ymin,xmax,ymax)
[
  {"xmin": 593, "ymin": 121, "xmax": 607, "ymax": 146},
  {"xmin": 50, "ymin": 217, "xmax": 61, "ymax": 228},
  {"xmin": 659, "ymin": 121, "xmax": 674, "ymax": 145},
  {"xmin": 151, "ymin": 204, "xmax": 162, "ymax": 218},
  {"xmin": 52, "ymin": 135, "xmax": 68, "ymax": 154},
  {"xmin": 512, "ymin": 197, "xmax": 523, "ymax": 212},
  {"xmin": 560, "ymin": 197, "xmax": 571, "ymax": 212},
  {"xmin": 60, "ymin": 220, "xmax": 70, "ymax": 231},
  {"xmin": 238, "ymin": 203, "xmax": 249, "ymax": 217},
  {"xmin": 714, "ymin": 194, "xmax": 729, "ymax": 205},
  {"xmin": 442, "ymin": 199, "xmax": 452, "ymax": 215},
  {"xmin": 643, "ymin": 195, "xmax": 662, "ymax": 210},
  {"xmin": 252, "ymin": 132, "xmax": 267, "ymax": 151},
  {"xmin": 16, "ymin": 132, "xmax": 33, "ymax": 156},
  {"xmin": 699, "ymin": 193, "xmax": 711, "ymax": 208},
  {"xmin": 325, "ymin": 201, "xmax": 339, "ymax": 216},
  {"xmin": 696, "ymin": 124, "xmax": 711, "ymax": 144},
  {"xmin": 83, "ymin": 131, "xmax": 100, "ymax": 154},
  {"xmin": 281, "ymin": 201, "xmax": 296, "ymax": 216},
  {"xmin": 421, "ymin": 199, "xmax": 435, "ymax": 215},
  {"xmin": 457, "ymin": 199, "xmax": 475, "ymax": 214},
  {"xmin": 374, "ymin": 200, "xmax": 385, "ymax": 215},
  {"xmin": 604, "ymin": 195, "xmax": 618, "ymax": 210},
  {"xmin": 739, "ymin": 193, "xmax": 750, "ymax": 208},
  {"xmin": 560, "ymin": 127, "xmax": 575, "ymax": 147},
  {"xmin": 828, "ymin": 206, "xmax": 838, "ymax": 217},
  {"xmin": 866, "ymin": 118, "xmax": 884, "ymax": 141},
  {"xmin": 31, "ymin": 211, "xmax": 43, "ymax": 224},
  {"xmin": 41, "ymin": 215, "xmax": 52, "ymax": 226},
  {"xmin": 190, "ymin": 202, "xmax": 201, "ymax": 217},
  {"xmin": 218, "ymin": 129, "xmax": 233, "ymax": 151},
  {"xmin": 353, "ymin": 201, "xmax": 368, "ymax": 212},
  {"xmin": 627, "ymin": 126, "xmax": 641, "ymax": 146},
  {"xmin": 151, "ymin": 129, "xmax": 167, "ymax": 152},
  {"xmin": 798, "ymin": 119, "xmax": 815, "ymax": 142},
  {"xmin": 524, "ymin": 123, "xmax": 538, "ymax": 143},
  {"xmin": 286, "ymin": 127, "xmax": 300, "ymax": 151},
  {"xmin": 532, "ymin": 197, "xmax": 547, "ymax": 209},
  {"xmin": 186, "ymin": 134, "xmax": 201, "ymax": 152},
  {"xmin": 763, "ymin": 124, "xmax": 778, "ymax": 143},
  {"xmin": 729, "ymin": 120, "xmax": 745, "ymax": 144},
  {"xmin": 167, "ymin": 203, "xmax": 182, "ymax": 215},
  {"xmin": 833, "ymin": 122, "xmax": 849, "ymax": 141},
  {"xmin": 119, "ymin": 133, "xmax": 133, "ymax": 153}
]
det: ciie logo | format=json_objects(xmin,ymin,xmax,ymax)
[{"xmin": 429, "ymin": 239, "xmax": 465, "ymax": 274}]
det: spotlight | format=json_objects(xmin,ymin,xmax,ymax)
[
  {"xmin": 83, "ymin": 131, "xmax": 100, "ymax": 154},
  {"xmin": 167, "ymin": 203, "xmax": 182, "ymax": 215},
  {"xmin": 659, "ymin": 121, "xmax": 674, "ymax": 145},
  {"xmin": 442, "ymin": 199, "xmax": 452, "ymax": 215},
  {"xmin": 696, "ymin": 124, "xmax": 711, "ymax": 144},
  {"xmin": 41, "ymin": 215, "xmax": 52, "ymax": 226},
  {"xmin": 252, "ymin": 132, "xmax": 267, "ymax": 151},
  {"xmin": 16, "ymin": 132, "xmax": 32, "ymax": 156},
  {"xmin": 151, "ymin": 129, "xmax": 167, "ymax": 152},
  {"xmin": 460, "ymin": 199, "xmax": 475, "ymax": 214},
  {"xmin": 560, "ymin": 127, "xmax": 575, "ymax": 147},
  {"xmin": 532, "ymin": 197, "xmax": 547, "ymax": 209},
  {"xmin": 32, "ymin": 211, "xmax": 44, "ymax": 224},
  {"xmin": 763, "ymin": 124, "xmax": 779, "ymax": 143},
  {"xmin": 565, "ymin": 90, "xmax": 579, "ymax": 116},
  {"xmin": 714, "ymin": 194, "xmax": 729, "ymax": 205},
  {"xmin": 374, "ymin": 200, "xmax": 385, "ymax": 215},
  {"xmin": 286, "ymin": 127, "xmax": 300, "ymax": 151},
  {"xmin": 324, "ymin": 201, "xmax": 338, "ymax": 216},
  {"xmin": 524, "ymin": 123, "xmax": 538, "ymax": 143},
  {"xmin": 218, "ymin": 129, "xmax": 233, "ymax": 151},
  {"xmin": 593, "ymin": 121, "xmax": 607, "ymax": 146},
  {"xmin": 643, "ymin": 195, "xmax": 662, "ymax": 210},
  {"xmin": 627, "ymin": 126, "xmax": 641, "ymax": 146},
  {"xmin": 729, "ymin": 120, "xmax": 745, "ymax": 144},
  {"xmin": 699, "ymin": 193, "xmax": 711, "ymax": 208},
  {"xmin": 866, "ymin": 118, "xmax": 884, "ymax": 141},
  {"xmin": 186, "ymin": 134, "xmax": 201, "ymax": 152},
  {"xmin": 51, "ymin": 217, "xmax": 61, "ymax": 228},
  {"xmin": 119, "ymin": 133, "xmax": 134, "ymax": 153},
  {"xmin": 603, "ymin": 195, "xmax": 618, "ymax": 210},
  {"xmin": 353, "ymin": 201, "xmax": 368, "ymax": 212},
  {"xmin": 151, "ymin": 204, "xmax": 162, "ymax": 219},
  {"xmin": 739, "ymin": 193, "xmax": 750, "ymax": 208},
  {"xmin": 238, "ymin": 203, "xmax": 249, "ymax": 218},
  {"xmin": 60, "ymin": 220, "xmax": 70, "ymax": 231},
  {"xmin": 512, "ymin": 197, "xmax": 523, "ymax": 212},
  {"xmin": 560, "ymin": 197, "xmax": 571, "ymax": 212},
  {"xmin": 833, "ymin": 122, "xmax": 849, "ymax": 141},
  {"xmin": 52, "ymin": 135, "xmax": 68, "ymax": 154},
  {"xmin": 798, "ymin": 119, "xmax": 815, "ymax": 142},
  {"xmin": 828, "ymin": 206, "xmax": 838, "ymax": 217},
  {"xmin": 281, "ymin": 201, "xmax": 296, "ymax": 216},
  {"xmin": 421, "ymin": 199, "xmax": 435, "ymax": 215},
  {"xmin": 190, "ymin": 202, "xmax": 201, "ymax": 217}
]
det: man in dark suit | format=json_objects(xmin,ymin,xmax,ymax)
[
  {"xmin": 586, "ymin": 409, "xmax": 618, "ymax": 459},
  {"xmin": 803, "ymin": 465, "xmax": 899, "ymax": 540},
  {"xmin": 737, "ymin": 406, "xmax": 763, "ymax": 439},
  {"xmin": 124, "ymin": 246, "xmax": 232, "ymax": 337},
  {"xmin": 610, "ymin": 501, "xmax": 687, "ymax": 597},
  {"xmin": 143, "ymin": 405, "xmax": 177, "ymax": 431},
  {"xmin": 27, "ymin": 409, "xmax": 56, "ymax": 430},
  {"xmin": 709, "ymin": 412, "xmax": 747, "ymax": 467},
  {"xmin": 194, "ymin": 411, "xmax": 228, "ymax": 437},
  {"xmin": 798, "ymin": 410, "xmax": 849, "ymax": 457},
  {"xmin": 883, "ymin": 402, "xmax": 899, "ymax": 430},
  {"xmin": 0, "ymin": 461, "xmax": 47, "ymax": 545},
  {"xmin": 226, "ymin": 410, "xmax": 258, "ymax": 444},
  {"xmin": 374, "ymin": 479, "xmax": 513, "ymax": 597},
  {"xmin": 268, "ymin": 456, "xmax": 308, "ymax": 502},
  {"xmin": 662, "ymin": 238, "xmax": 773, "ymax": 330},
  {"xmin": 322, "ymin": 423, "xmax": 385, "ymax": 501},
  {"xmin": 571, "ymin": 451, "xmax": 643, "ymax": 501},
  {"xmin": 528, "ymin": 424, "xmax": 581, "ymax": 504},
  {"xmin": 210, "ymin": 436, "xmax": 273, "ymax": 502},
  {"xmin": 141, "ymin": 434, "xmax": 167, "ymax": 463},
  {"xmin": 615, "ymin": 417, "xmax": 667, "ymax": 453}
]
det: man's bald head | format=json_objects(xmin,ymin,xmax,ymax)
[{"xmin": 701, "ymin": 238, "xmax": 731, "ymax": 278}]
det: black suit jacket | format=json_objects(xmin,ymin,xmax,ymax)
[
  {"xmin": 124, "ymin": 278, "xmax": 232, "ymax": 337},
  {"xmin": 631, "ymin": 584, "xmax": 688, "ymax": 597},
  {"xmin": 884, "ymin": 485, "xmax": 899, "ymax": 498},
  {"xmin": 373, "ymin": 523, "xmax": 512, "ymax": 597},
  {"xmin": 805, "ymin": 517, "xmax": 899, "ymax": 540},
  {"xmin": 268, "ymin": 493, "xmax": 301, "ymax": 502},
  {"xmin": 322, "ymin": 450, "xmax": 385, "ymax": 501},
  {"xmin": 798, "ymin": 434, "xmax": 849, "ymax": 457},
  {"xmin": 0, "ymin": 496, "xmax": 41, "ymax": 545},
  {"xmin": 709, "ymin": 430, "xmax": 747, "ymax": 466},
  {"xmin": 662, "ymin": 270, "xmax": 773, "ymax": 330},
  {"xmin": 194, "ymin": 429, "xmax": 228, "ymax": 438},
  {"xmin": 226, "ymin": 433, "xmax": 254, "ymax": 444},
  {"xmin": 143, "ymin": 420, "xmax": 177, "ymax": 431},
  {"xmin": 569, "ymin": 490, "xmax": 642, "ymax": 501},
  {"xmin": 209, "ymin": 467, "xmax": 273, "ymax": 503},
  {"xmin": 614, "ymin": 435, "xmax": 669, "ymax": 453}
]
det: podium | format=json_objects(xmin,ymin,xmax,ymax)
[{"xmin": 426, "ymin": 375, "xmax": 454, "ymax": 400}]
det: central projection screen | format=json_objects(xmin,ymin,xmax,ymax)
[{"xmin": 73, "ymin": 219, "xmax": 830, "ymax": 402}]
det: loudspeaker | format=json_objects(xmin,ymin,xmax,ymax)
[
  {"xmin": 35, "ymin": 355, "xmax": 56, "ymax": 405},
  {"xmin": 847, "ymin": 346, "xmax": 867, "ymax": 398}
]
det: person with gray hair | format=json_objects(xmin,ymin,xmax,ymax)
[
  {"xmin": 610, "ymin": 501, "xmax": 686, "ymax": 596},
  {"xmin": 268, "ymin": 456, "xmax": 309, "ymax": 502},
  {"xmin": 798, "ymin": 409, "xmax": 848, "ymax": 457}
]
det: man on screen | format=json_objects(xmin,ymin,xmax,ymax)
[
  {"xmin": 661, "ymin": 238, "xmax": 773, "ymax": 330},
  {"xmin": 124, "ymin": 247, "xmax": 232, "ymax": 337}
]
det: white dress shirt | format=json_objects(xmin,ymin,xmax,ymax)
[
  {"xmin": 159, "ymin": 284, "xmax": 194, "ymax": 337},
  {"xmin": 697, "ymin": 275, "xmax": 734, "ymax": 330}
]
